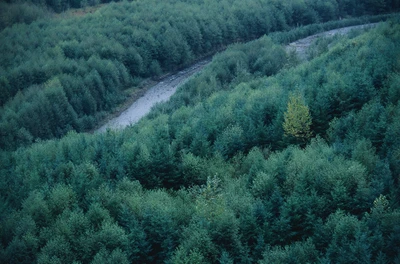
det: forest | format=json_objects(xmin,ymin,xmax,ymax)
[
  {"xmin": 2, "ymin": 0, "xmax": 400, "ymax": 151},
  {"xmin": 1, "ymin": 0, "xmax": 400, "ymax": 263}
]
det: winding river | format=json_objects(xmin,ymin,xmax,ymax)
[
  {"xmin": 97, "ymin": 23, "xmax": 377, "ymax": 132},
  {"xmin": 286, "ymin": 23, "xmax": 377, "ymax": 60},
  {"xmin": 97, "ymin": 59, "xmax": 210, "ymax": 132}
]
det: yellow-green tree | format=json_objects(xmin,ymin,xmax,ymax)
[{"xmin": 283, "ymin": 92, "xmax": 312, "ymax": 141}]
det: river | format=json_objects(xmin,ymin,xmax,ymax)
[
  {"xmin": 97, "ymin": 23, "xmax": 377, "ymax": 132},
  {"xmin": 97, "ymin": 59, "xmax": 210, "ymax": 132},
  {"xmin": 286, "ymin": 23, "xmax": 377, "ymax": 60}
]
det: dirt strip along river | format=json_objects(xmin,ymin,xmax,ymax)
[{"xmin": 97, "ymin": 23, "xmax": 377, "ymax": 133}]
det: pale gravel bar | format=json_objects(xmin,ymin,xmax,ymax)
[
  {"xmin": 98, "ymin": 24, "xmax": 378, "ymax": 133},
  {"xmin": 287, "ymin": 23, "xmax": 378, "ymax": 60},
  {"xmin": 97, "ymin": 59, "xmax": 210, "ymax": 132}
]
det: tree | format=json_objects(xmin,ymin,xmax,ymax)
[
  {"xmin": 0, "ymin": 76, "xmax": 11, "ymax": 106},
  {"xmin": 90, "ymin": 248, "xmax": 129, "ymax": 264},
  {"xmin": 365, "ymin": 0, "xmax": 388, "ymax": 14},
  {"xmin": 283, "ymin": 92, "xmax": 312, "ymax": 143},
  {"xmin": 259, "ymin": 239, "xmax": 319, "ymax": 264},
  {"xmin": 214, "ymin": 124, "xmax": 245, "ymax": 159}
]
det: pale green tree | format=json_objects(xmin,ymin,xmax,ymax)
[{"xmin": 283, "ymin": 92, "xmax": 312, "ymax": 142}]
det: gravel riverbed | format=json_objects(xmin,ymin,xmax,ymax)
[{"xmin": 98, "ymin": 23, "xmax": 377, "ymax": 132}]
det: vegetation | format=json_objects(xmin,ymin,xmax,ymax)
[
  {"xmin": 283, "ymin": 92, "xmax": 312, "ymax": 143},
  {"xmin": 1, "ymin": 0, "xmax": 400, "ymax": 263},
  {"xmin": 1, "ymin": 11, "xmax": 400, "ymax": 264},
  {"xmin": 0, "ymin": 1, "xmax": 49, "ymax": 30},
  {"xmin": 1, "ymin": 0, "xmax": 399, "ymax": 151},
  {"xmin": 1, "ymin": 0, "xmax": 119, "ymax": 15}
]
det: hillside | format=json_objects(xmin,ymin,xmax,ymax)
[
  {"xmin": 1, "ymin": 14, "xmax": 400, "ymax": 263},
  {"xmin": 1, "ymin": 0, "xmax": 399, "ymax": 151},
  {"xmin": 1, "ymin": 0, "xmax": 400, "ymax": 263}
]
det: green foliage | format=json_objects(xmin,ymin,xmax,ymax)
[
  {"xmin": 259, "ymin": 239, "xmax": 318, "ymax": 264},
  {"xmin": 0, "ymin": 2, "xmax": 48, "ymax": 30},
  {"xmin": 1, "ymin": 1, "xmax": 398, "ymax": 150},
  {"xmin": 3, "ymin": 0, "xmax": 123, "ymax": 13},
  {"xmin": 322, "ymin": 211, "xmax": 372, "ymax": 263},
  {"xmin": 283, "ymin": 92, "xmax": 313, "ymax": 143},
  {"xmin": 1, "ymin": 7, "xmax": 400, "ymax": 264},
  {"xmin": 90, "ymin": 248, "xmax": 129, "ymax": 264}
]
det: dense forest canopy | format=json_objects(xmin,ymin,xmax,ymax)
[
  {"xmin": 1, "ymin": 0, "xmax": 400, "ymax": 151},
  {"xmin": 1, "ymin": 0, "xmax": 400, "ymax": 263}
]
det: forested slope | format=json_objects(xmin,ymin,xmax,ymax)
[
  {"xmin": 1, "ymin": 17, "xmax": 399, "ymax": 263},
  {"xmin": 1, "ymin": 0, "xmax": 399, "ymax": 150}
]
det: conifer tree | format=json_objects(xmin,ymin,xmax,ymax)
[{"xmin": 283, "ymin": 92, "xmax": 312, "ymax": 143}]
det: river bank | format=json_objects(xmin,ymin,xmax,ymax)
[
  {"xmin": 96, "ymin": 59, "xmax": 211, "ymax": 132},
  {"xmin": 97, "ymin": 23, "xmax": 378, "ymax": 133}
]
